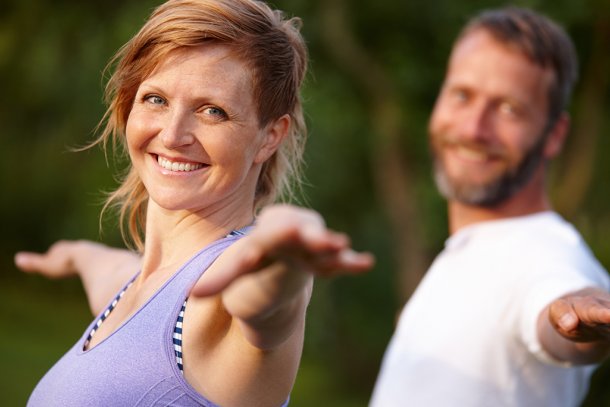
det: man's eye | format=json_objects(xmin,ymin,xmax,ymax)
[
  {"xmin": 452, "ymin": 89, "xmax": 469, "ymax": 102},
  {"xmin": 203, "ymin": 106, "xmax": 227, "ymax": 119},
  {"xmin": 499, "ymin": 102, "xmax": 518, "ymax": 117}
]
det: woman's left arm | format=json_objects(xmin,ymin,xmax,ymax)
[{"xmin": 191, "ymin": 204, "xmax": 374, "ymax": 350}]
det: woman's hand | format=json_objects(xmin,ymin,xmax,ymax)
[
  {"xmin": 193, "ymin": 205, "xmax": 373, "ymax": 296},
  {"xmin": 192, "ymin": 204, "xmax": 374, "ymax": 349},
  {"xmin": 15, "ymin": 240, "xmax": 85, "ymax": 279},
  {"xmin": 15, "ymin": 240, "xmax": 141, "ymax": 315}
]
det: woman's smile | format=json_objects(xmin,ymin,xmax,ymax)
[{"xmin": 154, "ymin": 154, "xmax": 206, "ymax": 173}]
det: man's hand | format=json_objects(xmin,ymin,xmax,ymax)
[
  {"xmin": 548, "ymin": 287, "xmax": 610, "ymax": 342},
  {"xmin": 539, "ymin": 287, "xmax": 610, "ymax": 365}
]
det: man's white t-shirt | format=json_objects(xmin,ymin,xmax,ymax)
[{"xmin": 371, "ymin": 212, "xmax": 609, "ymax": 407}]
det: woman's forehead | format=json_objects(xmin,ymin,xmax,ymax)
[{"xmin": 142, "ymin": 44, "xmax": 254, "ymax": 93}]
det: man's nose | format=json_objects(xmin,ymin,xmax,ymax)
[{"xmin": 457, "ymin": 102, "xmax": 494, "ymax": 142}]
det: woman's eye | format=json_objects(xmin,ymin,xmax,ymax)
[{"xmin": 145, "ymin": 95, "xmax": 166, "ymax": 105}]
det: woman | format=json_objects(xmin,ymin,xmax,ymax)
[{"xmin": 15, "ymin": 0, "xmax": 373, "ymax": 406}]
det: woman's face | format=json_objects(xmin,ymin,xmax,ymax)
[{"xmin": 125, "ymin": 44, "xmax": 286, "ymax": 215}]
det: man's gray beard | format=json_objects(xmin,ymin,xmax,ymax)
[{"xmin": 433, "ymin": 135, "xmax": 547, "ymax": 207}]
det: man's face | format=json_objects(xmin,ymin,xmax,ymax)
[{"xmin": 428, "ymin": 29, "xmax": 555, "ymax": 206}]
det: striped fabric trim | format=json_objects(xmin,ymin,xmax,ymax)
[
  {"xmin": 83, "ymin": 226, "xmax": 252, "ymax": 371},
  {"xmin": 173, "ymin": 300, "xmax": 187, "ymax": 373},
  {"xmin": 172, "ymin": 226, "xmax": 252, "ymax": 374},
  {"xmin": 83, "ymin": 279, "xmax": 134, "ymax": 350},
  {"xmin": 227, "ymin": 227, "xmax": 249, "ymax": 237}
]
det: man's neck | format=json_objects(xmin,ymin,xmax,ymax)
[{"xmin": 447, "ymin": 170, "xmax": 552, "ymax": 234}]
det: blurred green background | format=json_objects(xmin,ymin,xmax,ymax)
[{"xmin": 1, "ymin": 0, "xmax": 609, "ymax": 405}]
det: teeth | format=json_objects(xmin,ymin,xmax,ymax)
[
  {"xmin": 157, "ymin": 156, "xmax": 203, "ymax": 172},
  {"xmin": 455, "ymin": 146, "xmax": 489, "ymax": 161}
]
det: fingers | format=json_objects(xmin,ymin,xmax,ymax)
[
  {"xmin": 14, "ymin": 240, "xmax": 77, "ymax": 278},
  {"xmin": 191, "ymin": 239, "xmax": 265, "ymax": 297},
  {"xmin": 249, "ymin": 216, "xmax": 373, "ymax": 277},
  {"xmin": 549, "ymin": 291, "xmax": 610, "ymax": 342},
  {"xmin": 191, "ymin": 205, "xmax": 374, "ymax": 297},
  {"xmin": 571, "ymin": 297, "xmax": 610, "ymax": 341},
  {"xmin": 14, "ymin": 251, "xmax": 47, "ymax": 273},
  {"xmin": 549, "ymin": 298, "xmax": 579, "ymax": 332},
  {"xmin": 253, "ymin": 205, "xmax": 341, "ymax": 254},
  {"xmin": 321, "ymin": 248, "xmax": 375, "ymax": 276}
]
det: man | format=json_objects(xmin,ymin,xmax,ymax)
[{"xmin": 370, "ymin": 7, "xmax": 610, "ymax": 407}]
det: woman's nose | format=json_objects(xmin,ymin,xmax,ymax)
[{"xmin": 159, "ymin": 110, "xmax": 196, "ymax": 149}]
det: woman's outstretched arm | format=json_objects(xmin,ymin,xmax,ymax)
[
  {"xmin": 192, "ymin": 204, "xmax": 374, "ymax": 350},
  {"xmin": 15, "ymin": 240, "xmax": 141, "ymax": 315}
]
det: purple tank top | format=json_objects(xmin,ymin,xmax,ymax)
[{"xmin": 27, "ymin": 234, "xmax": 290, "ymax": 407}]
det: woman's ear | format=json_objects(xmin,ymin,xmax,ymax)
[
  {"xmin": 544, "ymin": 112, "xmax": 569, "ymax": 159},
  {"xmin": 254, "ymin": 114, "xmax": 291, "ymax": 164}
]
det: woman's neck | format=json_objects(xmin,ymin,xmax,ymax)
[{"xmin": 139, "ymin": 200, "xmax": 255, "ymax": 278}]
